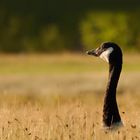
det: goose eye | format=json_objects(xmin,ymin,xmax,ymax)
[{"xmin": 99, "ymin": 47, "xmax": 114, "ymax": 63}]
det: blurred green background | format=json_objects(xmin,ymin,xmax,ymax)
[{"xmin": 0, "ymin": 0, "xmax": 140, "ymax": 53}]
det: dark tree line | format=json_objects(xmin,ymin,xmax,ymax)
[{"xmin": 0, "ymin": 0, "xmax": 140, "ymax": 52}]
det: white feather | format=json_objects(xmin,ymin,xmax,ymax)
[{"xmin": 99, "ymin": 47, "xmax": 114, "ymax": 63}]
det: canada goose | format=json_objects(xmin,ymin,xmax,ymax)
[{"xmin": 86, "ymin": 42, "xmax": 123, "ymax": 129}]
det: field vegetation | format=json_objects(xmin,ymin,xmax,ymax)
[{"xmin": 0, "ymin": 53, "xmax": 140, "ymax": 140}]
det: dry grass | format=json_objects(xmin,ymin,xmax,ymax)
[
  {"xmin": 0, "ymin": 53, "xmax": 139, "ymax": 140},
  {"xmin": 0, "ymin": 93, "xmax": 140, "ymax": 140}
]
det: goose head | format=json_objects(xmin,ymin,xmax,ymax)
[{"xmin": 86, "ymin": 42, "xmax": 122, "ymax": 65}]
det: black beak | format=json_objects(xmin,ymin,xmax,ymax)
[
  {"xmin": 86, "ymin": 49, "xmax": 98, "ymax": 56},
  {"xmin": 86, "ymin": 47, "xmax": 103, "ymax": 57}
]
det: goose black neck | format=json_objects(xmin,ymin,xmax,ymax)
[
  {"xmin": 103, "ymin": 62, "xmax": 122, "ymax": 127},
  {"xmin": 108, "ymin": 63, "xmax": 122, "ymax": 93}
]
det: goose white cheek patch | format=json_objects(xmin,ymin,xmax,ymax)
[{"xmin": 99, "ymin": 47, "xmax": 114, "ymax": 63}]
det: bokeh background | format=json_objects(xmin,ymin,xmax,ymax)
[{"xmin": 0, "ymin": 0, "xmax": 140, "ymax": 53}]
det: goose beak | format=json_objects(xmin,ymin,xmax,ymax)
[{"xmin": 86, "ymin": 49, "xmax": 98, "ymax": 56}]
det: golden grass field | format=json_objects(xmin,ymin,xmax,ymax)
[{"xmin": 0, "ymin": 53, "xmax": 140, "ymax": 140}]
